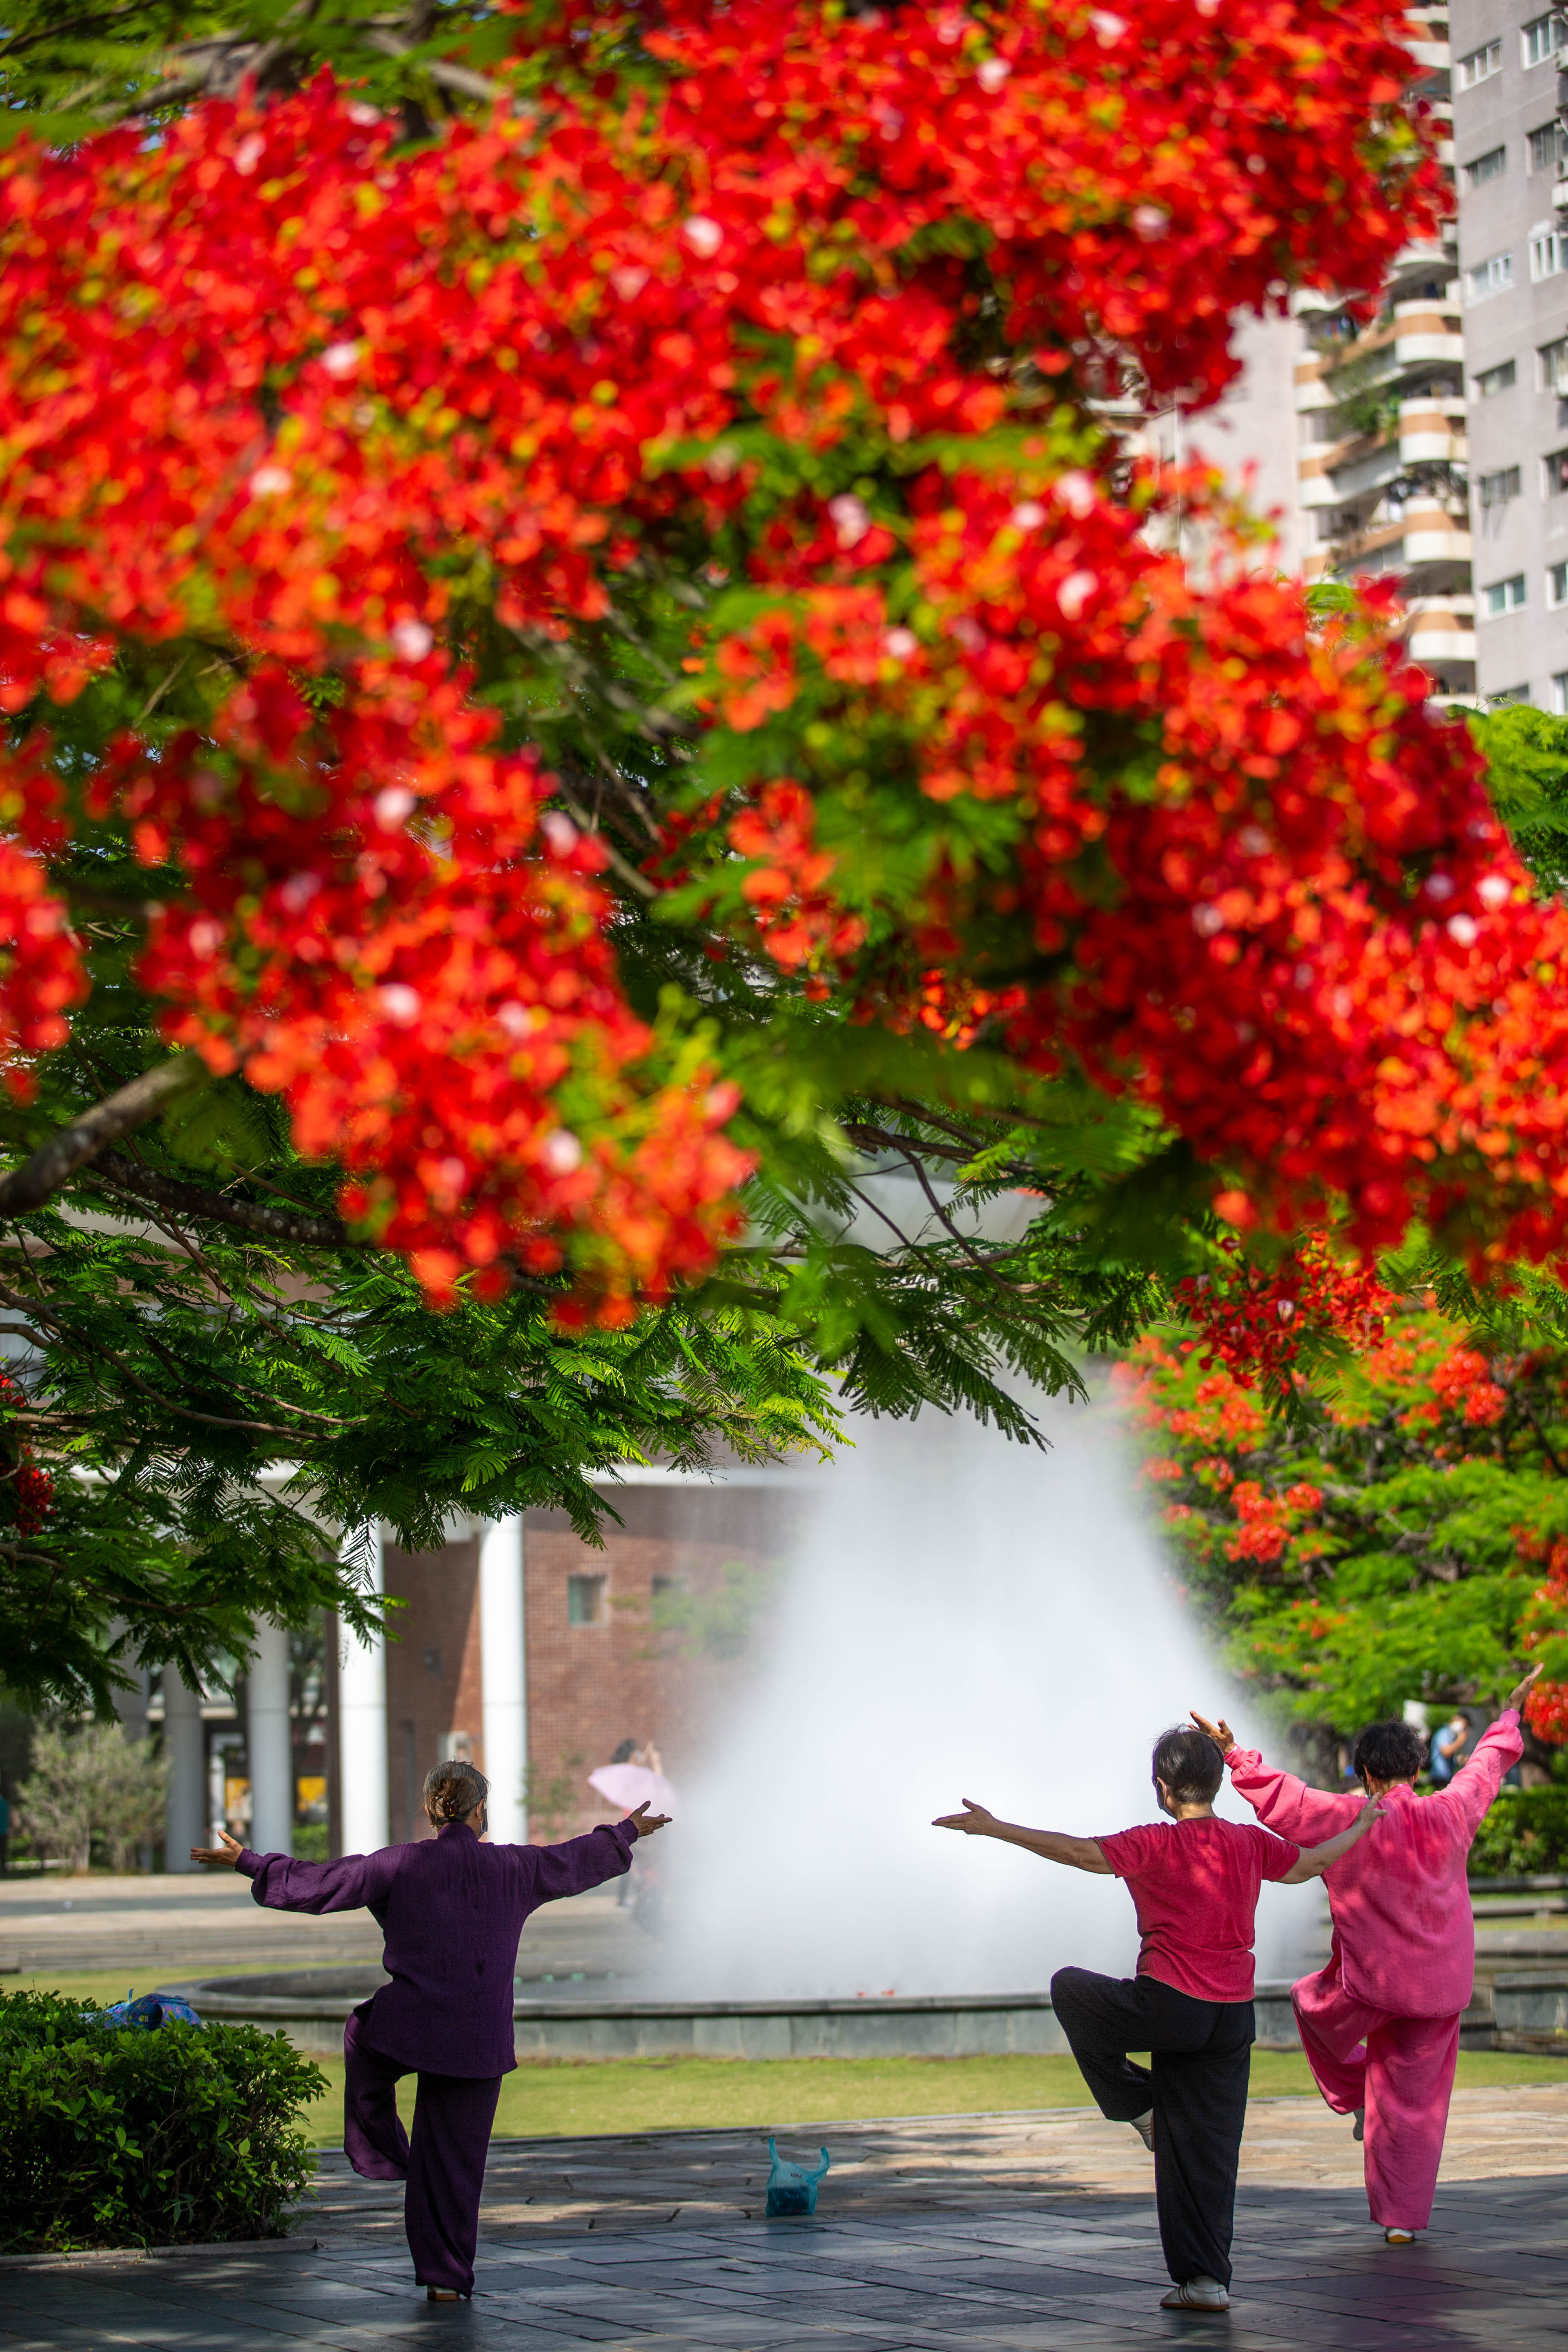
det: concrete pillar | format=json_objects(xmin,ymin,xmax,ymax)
[
  {"xmin": 479, "ymin": 1516, "xmax": 528, "ymax": 1845},
  {"xmin": 162, "ymin": 1666, "xmax": 206, "ymax": 1872},
  {"xmin": 338, "ymin": 1524, "xmax": 389, "ymax": 1855},
  {"xmin": 247, "ymin": 1622, "xmax": 294, "ymax": 1857}
]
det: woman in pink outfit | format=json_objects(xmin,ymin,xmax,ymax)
[{"xmin": 1193, "ymin": 1663, "xmax": 1540, "ymax": 2246}]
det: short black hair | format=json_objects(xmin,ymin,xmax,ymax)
[
  {"xmin": 611, "ymin": 1738, "xmax": 639, "ymax": 1764},
  {"xmin": 1152, "ymin": 1726, "xmax": 1224, "ymax": 1806},
  {"xmin": 1350, "ymin": 1720, "xmax": 1426, "ymax": 1786}
]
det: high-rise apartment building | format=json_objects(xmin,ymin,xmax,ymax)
[
  {"xmin": 1451, "ymin": 0, "xmax": 1568, "ymax": 707},
  {"xmin": 1294, "ymin": 8, "xmax": 1475, "ymax": 702}
]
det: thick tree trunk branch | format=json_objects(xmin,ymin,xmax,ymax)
[
  {"xmin": 94, "ymin": 1154, "xmax": 361, "ymax": 1250},
  {"xmin": 0, "ymin": 1057, "xmax": 209, "ymax": 1217}
]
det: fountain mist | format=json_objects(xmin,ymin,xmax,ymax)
[{"xmin": 657, "ymin": 1392, "xmax": 1317, "ymax": 1998}]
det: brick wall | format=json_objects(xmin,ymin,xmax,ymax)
[{"xmin": 523, "ymin": 1485, "xmax": 787, "ymax": 1837}]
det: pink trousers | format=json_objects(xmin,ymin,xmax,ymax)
[{"xmin": 1292, "ymin": 1962, "xmax": 1460, "ymax": 2231}]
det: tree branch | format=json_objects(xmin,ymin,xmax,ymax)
[
  {"xmin": 93, "ymin": 1154, "xmax": 362, "ymax": 1250},
  {"xmin": 0, "ymin": 1057, "xmax": 209, "ymax": 1217}
]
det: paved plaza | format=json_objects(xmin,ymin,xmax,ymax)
[{"xmin": 4, "ymin": 2090, "xmax": 1566, "ymax": 2352}]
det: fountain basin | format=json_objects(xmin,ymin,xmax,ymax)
[{"xmin": 155, "ymin": 1967, "xmax": 1329, "ymax": 2058}]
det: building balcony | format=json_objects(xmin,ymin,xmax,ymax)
[
  {"xmin": 1394, "ymin": 330, "xmax": 1466, "ymax": 368},
  {"xmin": 1404, "ymin": 526, "xmax": 1472, "ymax": 565}
]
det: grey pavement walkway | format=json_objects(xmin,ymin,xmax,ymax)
[
  {"xmin": 4, "ymin": 2097, "xmax": 1566, "ymax": 2352},
  {"xmin": 1, "ymin": 2177, "xmax": 1565, "ymax": 2352}
]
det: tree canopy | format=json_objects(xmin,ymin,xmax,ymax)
[{"xmin": 3, "ymin": 0, "xmax": 1568, "ymax": 1708}]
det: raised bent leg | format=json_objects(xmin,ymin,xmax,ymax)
[
  {"xmin": 1050, "ymin": 1966, "xmax": 1166, "ymax": 2121},
  {"xmin": 404, "ymin": 2070, "xmax": 502, "ymax": 2297},
  {"xmin": 1152, "ymin": 1998, "xmax": 1254, "ymax": 2293},
  {"xmin": 1292, "ymin": 1963, "xmax": 1379, "ymax": 2117},
  {"xmin": 1362, "ymin": 2010, "xmax": 1460, "ymax": 2233},
  {"xmin": 342, "ymin": 2006, "xmax": 410, "ymax": 2182}
]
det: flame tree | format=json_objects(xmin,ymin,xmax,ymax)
[{"xmin": 3, "ymin": 0, "xmax": 1568, "ymax": 1705}]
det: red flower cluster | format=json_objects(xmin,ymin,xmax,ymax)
[
  {"xmin": 1431, "ymin": 1347, "xmax": 1509, "ymax": 1428},
  {"xmin": 1227, "ymin": 1478, "xmax": 1323, "ymax": 1566},
  {"xmin": 1517, "ymin": 1532, "xmax": 1568, "ymax": 1744},
  {"xmin": 1171, "ymin": 1239, "xmax": 1393, "ymax": 1390},
  {"xmin": 0, "ymin": 1369, "xmax": 53, "ymax": 1534},
  {"xmin": 0, "ymin": 0, "xmax": 1464, "ymax": 1309}
]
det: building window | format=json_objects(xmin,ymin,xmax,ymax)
[
  {"xmin": 1479, "ymin": 465, "xmax": 1523, "ymax": 507},
  {"xmin": 1465, "ymin": 144, "xmax": 1509, "ymax": 186},
  {"xmin": 1546, "ymin": 449, "xmax": 1568, "ymax": 494},
  {"xmin": 1474, "ymin": 358, "xmax": 1518, "ymax": 397},
  {"xmin": 567, "ymin": 1574, "xmax": 608, "ymax": 1627},
  {"xmin": 1555, "ymin": 671, "xmax": 1568, "ymax": 714},
  {"xmin": 1484, "ymin": 574, "xmax": 1528, "ymax": 614},
  {"xmin": 1529, "ymin": 119, "xmax": 1568, "ymax": 170},
  {"xmin": 1540, "ymin": 336, "xmax": 1568, "ymax": 390},
  {"xmin": 1457, "ymin": 37, "xmax": 1502, "ymax": 83},
  {"xmin": 1532, "ymin": 229, "xmax": 1568, "ymax": 280},
  {"xmin": 1467, "ymin": 252, "xmax": 1514, "ymax": 300},
  {"xmin": 1523, "ymin": 13, "xmax": 1565, "ymax": 65},
  {"xmin": 1549, "ymin": 561, "xmax": 1568, "ymax": 603},
  {"xmin": 1489, "ymin": 685, "xmax": 1532, "ymax": 707}
]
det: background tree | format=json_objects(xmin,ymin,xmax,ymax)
[
  {"xmin": 15, "ymin": 1720, "xmax": 168, "ymax": 1870},
  {"xmin": 1117, "ymin": 1303, "xmax": 1568, "ymax": 1775}
]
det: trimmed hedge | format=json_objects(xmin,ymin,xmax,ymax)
[
  {"xmin": 0, "ymin": 1990, "xmax": 327, "ymax": 2254},
  {"xmin": 1467, "ymin": 1788, "xmax": 1568, "ymax": 1879}
]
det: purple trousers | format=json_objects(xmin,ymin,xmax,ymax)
[{"xmin": 343, "ymin": 2007, "xmax": 501, "ymax": 2295}]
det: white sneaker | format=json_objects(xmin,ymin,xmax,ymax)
[
  {"xmin": 1128, "ymin": 2111, "xmax": 1155, "ymax": 2151},
  {"xmin": 1160, "ymin": 2277, "xmax": 1230, "ymax": 2311},
  {"xmin": 1352, "ymin": 2107, "xmax": 1365, "ymax": 2143}
]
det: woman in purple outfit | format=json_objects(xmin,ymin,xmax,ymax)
[{"xmin": 193, "ymin": 1758, "xmax": 668, "ymax": 2300}]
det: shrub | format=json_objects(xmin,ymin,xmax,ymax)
[
  {"xmin": 1468, "ymin": 1788, "xmax": 1568, "ymax": 1879},
  {"xmin": 15, "ymin": 1722, "xmax": 167, "ymax": 1872},
  {"xmin": 0, "ymin": 1990, "xmax": 326, "ymax": 2252}
]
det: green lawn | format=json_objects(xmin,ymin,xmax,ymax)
[
  {"xmin": 295, "ymin": 2047, "xmax": 1565, "ymax": 2147},
  {"xmin": 9, "ymin": 1974, "xmax": 1561, "ymax": 2147}
]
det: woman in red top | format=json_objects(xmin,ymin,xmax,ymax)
[{"xmin": 936, "ymin": 1725, "xmax": 1382, "ymax": 2314}]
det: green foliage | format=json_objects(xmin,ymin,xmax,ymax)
[
  {"xmin": 0, "ymin": 1991, "xmax": 324, "ymax": 2253},
  {"xmin": 1118, "ymin": 1306, "xmax": 1568, "ymax": 1740},
  {"xmin": 15, "ymin": 1722, "xmax": 166, "ymax": 1872},
  {"xmin": 1469, "ymin": 706, "xmax": 1568, "ymax": 897},
  {"xmin": 1467, "ymin": 1787, "xmax": 1568, "ymax": 1878},
  {"xmin": 0, "ymin": 2, "xmax": 529, "ymax": 145}
]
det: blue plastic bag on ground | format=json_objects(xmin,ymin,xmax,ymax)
[
  {"xmin": 764, "ymin": 2138, "xmax": 829, "ymax": 2216},
  {"xmin": 93, "ymin": 1991, "xmax": 204, "ymax": 2030}
]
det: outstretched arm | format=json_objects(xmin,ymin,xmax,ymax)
[
  {"xmin": 192, "ymin": 1829, "xmax": 401, "ymax": 1913},
  {"xmin": 933, "ymin": 1799, "xmax": 1114, "ymax": 1874},
  {"xmin": 1279, "ymin": 1798, "xmax": 1384, "ymax": 1883},
  {"xmin": 1442, "ymin": 1667, "xmax": 1539, "ymax": 1837},
  {"xmin": 1191, "ymin": 1710, "xmax": 1359, "ymax": 1843}
]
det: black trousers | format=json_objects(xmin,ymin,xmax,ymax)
[{"xmin": 1051, "ymin": 1966, "xmax": 1254, "ymax": 2289}]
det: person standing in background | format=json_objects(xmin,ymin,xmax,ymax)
[
  {"xmin": 1428, "ymin": 1713, "xmax": 1469, "ymax": 1787},
  {"xmin": 0, "ymin": 1784, "xmax": 10, "ymax": 1874},
  {"xmin": 1195, "ymin": 1663, "xmax": 1540, "ymax": 2250}
]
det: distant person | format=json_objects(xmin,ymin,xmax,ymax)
[
  {"xmin": 935, "ymin": 1726, "xmax": 1382, "ymax": 2315},
  {"xmin": 1428, "ymin": 1713, "xmax": 1469, "ymax": 1787},
  {"xmin": 0, "ymin": 1785, "xmax": 9, "ymax": 1874},
  {"xmin": 1195, "ymin": 1662, "xmax": 1539, "ymax": 2249},
  {"xmin": 193, "ymin": 1759, "xmax": 669, "ymax": 2300}
]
